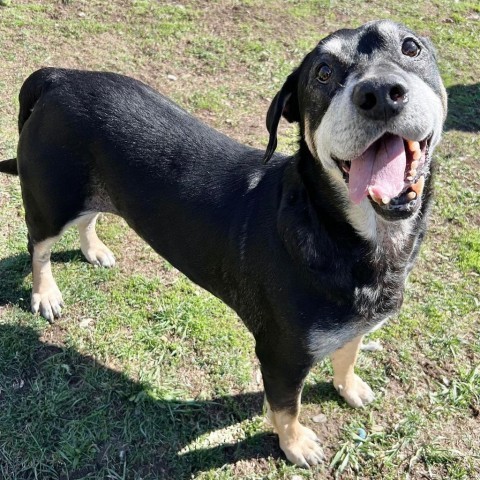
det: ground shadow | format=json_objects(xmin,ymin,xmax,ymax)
[
  {"xmin": 0, "ymin": 252, "xmax": 31, "ymax": 307},
  {"xmin": 0, "ymin": 250, "xmax": 88, "ymax": 307},
  {"xmin": 445, "ymin": 83, "xmax": 480, "ymax": 132},
  {"xmin": 0, "ymin": 252, "xmax": 278, "ymax": 478},
  {"xmin": 303, "ymin": 379, "xmax": 341, "ymax": 405},
  {"xmin": 0, "ymin": 323, "xmax": 279, "ymax": 479}
]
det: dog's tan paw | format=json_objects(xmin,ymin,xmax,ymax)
[
  {"xmin": 31, "ymin": 287, "xmax": 64, "ymax": 322},
  {"xmin": 279, "ymin": 424, "xmax": 325, "ymax": 468},
  {"xmin": 83, "ymin": 244, "xmax": 116, "ymax": 268},
  {"xmin": 334, "ymin": 374, "xmax": 375, "ymax": 408}
]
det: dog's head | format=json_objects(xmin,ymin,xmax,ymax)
[{"xmin": 265, "ymin": 20, "xmax": 447, "ymax": 226}]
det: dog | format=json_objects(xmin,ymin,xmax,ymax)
[{"xmin": 0, "ymin": 20, "xmax": 446, "ymax": 467}]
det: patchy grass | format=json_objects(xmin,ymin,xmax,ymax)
[{"xmin": 0, "ymin": 1, "xmax": 479, "ymax": 479}]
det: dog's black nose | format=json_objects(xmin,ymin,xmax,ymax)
[{"xmin": 352, "ymin": 76, "xmax": 409, "ymax": 121}]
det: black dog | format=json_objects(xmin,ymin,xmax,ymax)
[{"xmin": 0, "ymin": 20, "xmax": 446, "ymax": 467}]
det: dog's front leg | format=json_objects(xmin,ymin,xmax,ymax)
[
  {"xmin": 77, "ymin": 213, "xmax": 116, "ymax": 268},
  {"xmin": 331, "ymin": 335, "xmax": 375, "ymax": 408},
  {"xmin": 256, "ymin": 340, "xmax": 324, "ymax": 467}
]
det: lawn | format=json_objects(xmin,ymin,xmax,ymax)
[{"xmin": 0, "ymin": 1, "xmax": 479, "ymax": 479}]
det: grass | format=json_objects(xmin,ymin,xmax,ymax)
[{"xmin": 0, "ymin": 1, "xmax": 479, "ymax": 479}]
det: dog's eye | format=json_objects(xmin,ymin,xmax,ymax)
[
  {"xmin": 402, "ymin": 38, "xmax": 421, "ymax": 57},
  {"xmin": 316, "ymin": 64, "xmax": 332, "ymax": 83}
]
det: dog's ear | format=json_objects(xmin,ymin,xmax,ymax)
[{"xmin": 263, "ymin": 69, "xmax": 300, "ymax": 163}]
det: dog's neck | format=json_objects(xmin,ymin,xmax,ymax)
[{"xmin": 277, "ymin": 146, "xmax": 422, "ymax": 317}]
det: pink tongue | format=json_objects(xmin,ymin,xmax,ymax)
[{"xmin": 349, "ymin": 135, "xmax": 406, "ymax": 204}]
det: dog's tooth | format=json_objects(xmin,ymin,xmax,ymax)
[
  {"xmin": 368, "ymin": 187, "xmax": 383, "ymax": 205},
  {"xmin": 406, "ymin": 175, "xmax": 414, "ymax": 182},
  {"xmin": 407, "ymin": 141, "xmax": 421, "ymax": 161},
  {"xmin": 411, "ymin": 175, "xmax": 425, "ymax": 195},
  {"xmin": 407, "ymin": 140, "xmax": 420, "ymax": 152},
  {"xmin": 368, "ymin": 189, "xmax": 391, "ymax": 206},
  {"xmin": 409, "ymin": 162, "xmax": 419, "ymax": 178},
  {"xmin": 406, "ymin": 191, "xmax": 417, "ymax": 201}
]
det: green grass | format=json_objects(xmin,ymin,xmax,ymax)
[
  {"xmin": 1, "ymin": 1, "xmax": 479, "ymax": 479},
  {"xmin": 456, "ymin": 230, "xmax": 480, "ymax": 274}
]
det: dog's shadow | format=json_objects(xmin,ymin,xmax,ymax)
[{"xmin": 445, "ymin": 83, "xmax": 480, "ymax": 132}]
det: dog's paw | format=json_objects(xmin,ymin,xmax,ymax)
[
  {"xmin": 83, "ymin": 244, "xmax": 116, "ymax": 268},
  {"xmin": 334, "ymin": 374, "xmax": 375, "ymax": 408},
  {"xmin": 31, "ymin": 287, "xmax": 64, "ymax": 322},
  {"xmin": 279, "ymin": 424, "xmax": 325, "ymax": 468}
]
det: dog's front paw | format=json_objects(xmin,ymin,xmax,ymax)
[
  {"xmin": 334, "ymin": 374, "xmax": 375, "ymax": 408},
  {"xmin": 83, "ymin": 244, "xmax": 116, "ymax": 268},
  {"xmin": 31, "ymin": 287, "xmax": 64, "ymax": 322},
  {"xmin": 279, "ymin": 424, "xmax": 325, "ymax": 468}
]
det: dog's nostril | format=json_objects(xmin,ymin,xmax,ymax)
[
  {"xmin": 352, "ymin": 84, "xmax": 378, "ymax": 111},
  {"xmin": 361, "ymin": 92, "xmax": 377, "ymax": 110},
  {"xmin": 389, "ymin": 85, "xmax": 408, "ymax": 103}
]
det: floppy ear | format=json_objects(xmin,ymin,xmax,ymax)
[{"xmin": 263, "ymin": 69, "xmax": 301, "ymax": 163}]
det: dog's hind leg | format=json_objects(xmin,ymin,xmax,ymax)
[
  {"xmin": 30, "ymin": 235, "xmax": 64, "ymax": 321},
  {"xmin": 77, "ymin": 213, "xmax": 115, "ymax": 268},
  {"xmin": 331, "ymin": 335, "xmax": 375, "ymax": 408},
  {"xmin": 19, "ymin": 150, "xmax": 93, "ymax": 320},
  {"xmin": 29, "ymin": 213, "xmax": 114, "ymax": 321}
]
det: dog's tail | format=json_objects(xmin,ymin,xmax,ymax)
[
  {"xmin": 0, "ymin": 158, "xmax": 18, "ymax": 175},
  {"xmin": 0, "ymin": 68, "xmax": 57, "ymax": 177}
]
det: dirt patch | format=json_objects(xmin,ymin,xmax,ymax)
[
  {"xmin": 419, "ymin": 356, "xmax": 456, "ymax": 383},
  {"xmin": 116, "ymin": 227, "xmax": 180, "ymax": 284},
  {"xmin": 38, "ymin": 325, "xmax": 68, "ymax": 350}
]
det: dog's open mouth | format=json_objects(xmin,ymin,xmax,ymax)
[{"xmin": 335, "ymin": 133, "xmax": 431, "ymax": 212}]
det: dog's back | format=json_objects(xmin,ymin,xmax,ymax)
[{"xmin": 16, "ymin": 68, "xmax": 286, "ymax": 299}]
